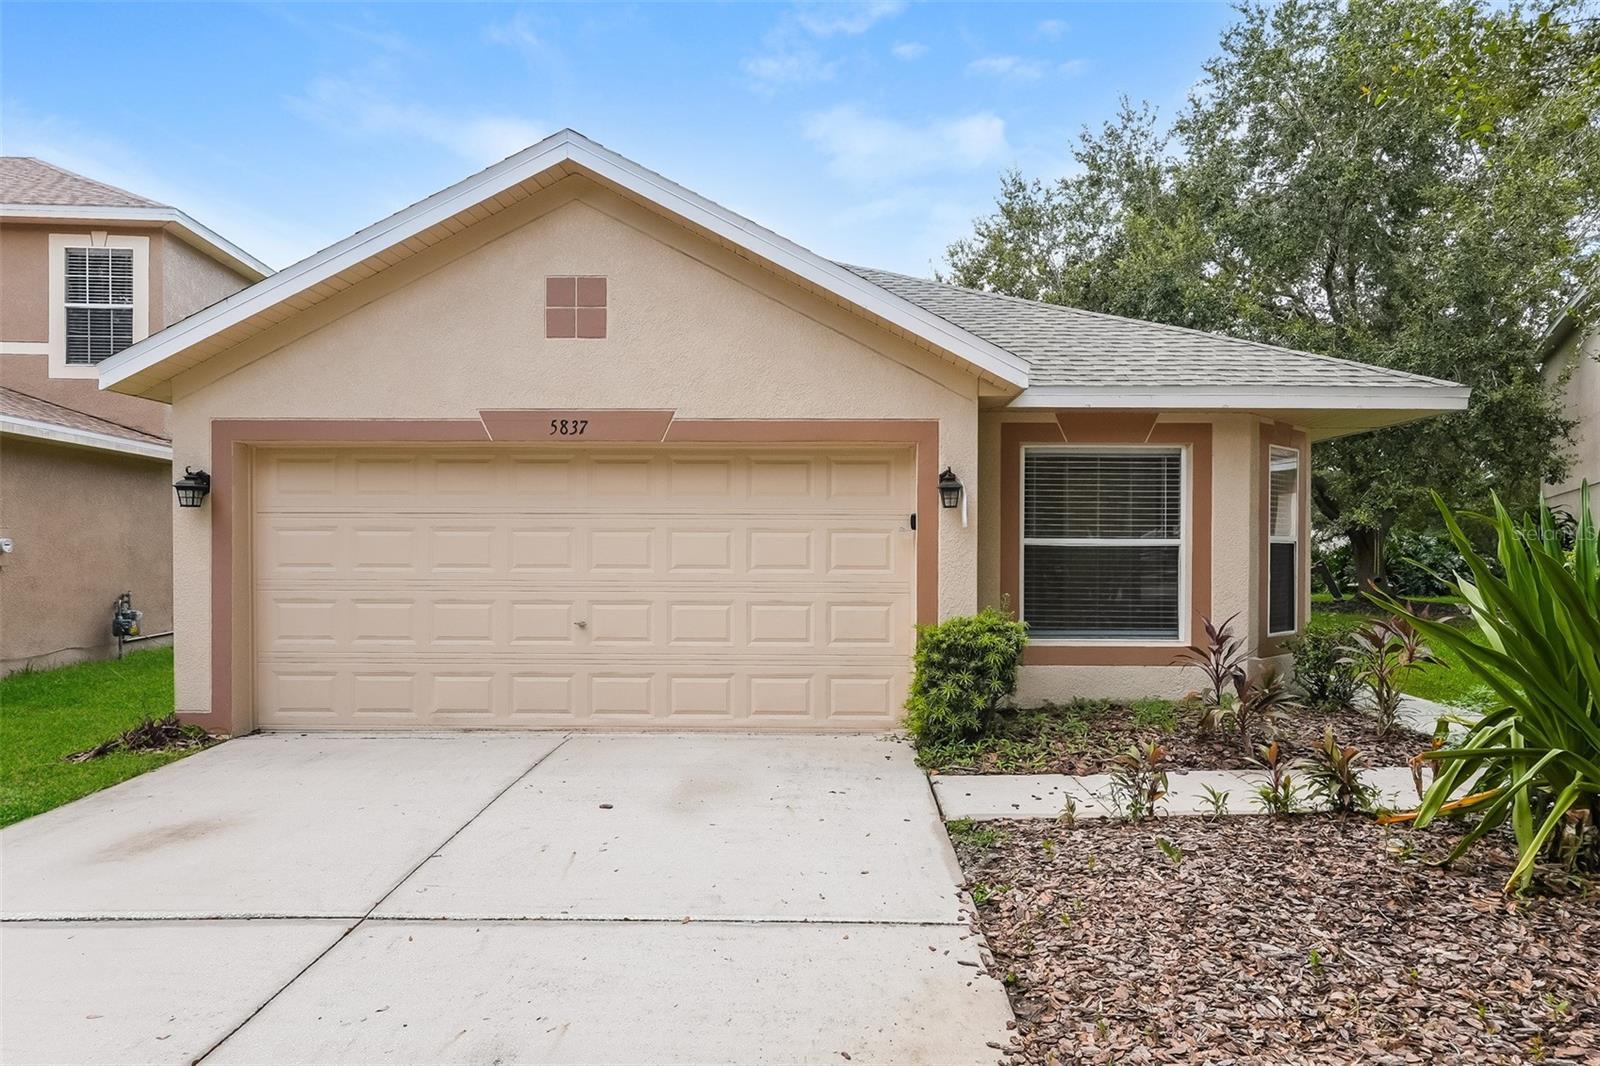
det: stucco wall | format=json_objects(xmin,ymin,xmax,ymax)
[
  {"xmin": 158, "ymin": 233, "xmax": 253, "ymax": 328},
  {"xmin": 1545, "ymin": 329, "xmax": 1599, "ymax": 514},
  {"xmin": 166, "ymin": 176, "xmax": 982, "ymax": 723},
  {"xmin": 978, "ymin": 408, "xmax": 1291, "ymax": 702},
  {"xmin": 0, "ymin": 225, "xmax": 50, "ymax": 342},
  {"xmin": 0, "ymin": 436, "xmax": 174, "ymax": 674}
]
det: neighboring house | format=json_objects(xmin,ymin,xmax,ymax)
[
  {"xmin": 1541, "ymin": 291, "xmax": 1599, "ymax": 514},
  {"xmin": 0, "ymin": 158, "xmax": 268, "ymax": 674},
  {"xmin": 97, "ymin": 131, "xmax": 1467, "ymax": 734}
]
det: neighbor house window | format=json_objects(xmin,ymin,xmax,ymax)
[
  {"xmin": 1268, "ymin": 445, "xmax": 1300, "ymax": 635},
  {"xmin": 64, "ymin": 247, "xmax": 135, "ymax": 365},
  {"xmin": 1022, "ymin": 447, "xmax": 1186, "ymax": 641}
]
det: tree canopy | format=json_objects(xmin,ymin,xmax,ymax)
[{"xmin": 947, "ymin": 0, "xmax": 1600, "ymax": 587}]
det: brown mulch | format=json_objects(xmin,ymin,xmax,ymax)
[
  {"xmin": 957, "ymin": 817, "xmax": 1600, "ymax": 1065},
  {"xmin": 65, "ymin": 713, "xmax": 211, "ymax": 762},
  {"xmin": 930, "ymin": 703, "xmax": 1433, "ymax": 776}
]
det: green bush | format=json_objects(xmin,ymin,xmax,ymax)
[
  {"xmin": 1286, "ymin": 626, "xmax": 1360, "ymax": 710},
  {"xmin": 905, "ymin": 607, "xmax": 1028, "ymax": 746}
]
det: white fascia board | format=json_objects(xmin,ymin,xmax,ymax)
[
  {"xmin": 1007, "ymin": 384, "xmax": 1471, "ymax": 410},
  {"xmin": 0, "ymin": 203, "xmax": 270, "ymax": 280},
  {"xmin": 96, "ymin": 130, "xmax": 1029, "ymax": 392},
  {"xmin": 0, "ymin": 415, "xmax": 173, "ymax": 460}
]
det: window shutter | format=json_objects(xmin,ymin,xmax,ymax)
[{"xmin": 1023, "ymin": 449, "xmax": 1184, "ymax": 640}]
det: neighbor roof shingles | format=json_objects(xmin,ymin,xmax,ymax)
[
  {"xmin": 0, "ymin": 388, "xmax": 170, "ymax": 446},
  {"xmin": 842, "ymin": 264, "xmax": 1458, "ymax": 391},
  {"xmin": 0, "ymin": 157, "xmax": 165, "ymax": 209}
]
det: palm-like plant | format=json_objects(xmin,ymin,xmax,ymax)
[
  {"xmin": 1374, "ymin": 486, "xmax": 1600, "ymax": 892},
  {"xmin": 1339, "ymin": 617, "xmax": 1438, "ymax": 737},
  {"xmin": 1175, "ymin": 613, "xmax": 1247, "ymax": 735}
]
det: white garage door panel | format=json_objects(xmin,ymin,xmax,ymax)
[{"xmin": 252, "ymin": 447, "xmax": 915, "ymax": 730}]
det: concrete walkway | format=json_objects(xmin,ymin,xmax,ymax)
[
  {"xmin": 1, "ymin": 733, "xmax": 1012, "ymax": 1065},
  {"xmin": 932, "ymin": 764, "xmax": 1423, "ymax": 821}
]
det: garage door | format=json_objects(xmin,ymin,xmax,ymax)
[{"xmin": 252, "ymin": 446, "xmax": 916, "ymax": 730}]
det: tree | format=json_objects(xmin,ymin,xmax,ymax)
[{"xmin": 947, "ymin": 0, "xmax": 1600, "ymax": 590}]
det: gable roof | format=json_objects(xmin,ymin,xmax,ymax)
[
  {"xmin": 844, "ymin": 265, "xmax": 1468, "ymax": 413},
  {"xmin": 98, "ymin": 129, "xmax": 1028, "ymax": 399},
  {"xmin": 0, "ymin": 157, "xmax": 164, "ymax": 208},
  {"xmin": 0, "ymin": 157, "xmax": 271, "ymax": 282},
  {"xmin": 0, "ymin": 387, "xmax": 171, "ymax": 461}
]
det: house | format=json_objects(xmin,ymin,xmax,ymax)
[
  {"xmin": 1540, "ymin": 291, "xmax": 1598, "ymax": 514},
  {"xmin": 97, "ymin": 130, "xmax": 1467, "ymax": 734},
  {"xmin": 0, "ymin": 158, "xmax": 268, "ymax": 674}
]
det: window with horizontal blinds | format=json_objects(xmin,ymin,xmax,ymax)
[
  {"xmin": 1022, "ymin": 448, "xmax": 1185, "ymax": 640},
  {"xmin": 64, "ymin": 247, "xmax": 135, "ymax": 365},
  {"xmin": 1268, "ymin": 446, "xmax": 1300, "ymax": 635}
]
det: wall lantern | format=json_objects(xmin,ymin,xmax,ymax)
[
  {"xmin": 938, "ymin": 467, "xmax": 968, "ymax": 527},
  {"xmin": 173, "ymin": 467, "xmax": 211, "ymax": 508}
]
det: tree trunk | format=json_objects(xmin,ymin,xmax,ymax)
[
  {"xmin": 1351, "ymin": 526, "xmax": 1386, "ymax": 596},
  {"xmin": 1315, "ymin": 557, "xmax": 1345, "ymax": 600}
]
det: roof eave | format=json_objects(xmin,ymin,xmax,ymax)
[
  {"xmin": 0, "ymin": 414, "xmax": 173, "ymax": 461},
  {"xmin": 0, "ymin": 203, "xmax": 270, "ymax": 281},
  {"xmin": 95, "ymin": 130, "xmax": 1028, "ymax": 397}
]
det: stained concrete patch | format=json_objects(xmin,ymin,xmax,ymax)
[
  {"xmin": 205, "ymin": 920, "xmax": 1012, "ymax": 1065},
  {"xmin": 0, "ymin": 732, "xmax": 564, "ymax": 919},
  {"xmin": 375, "ymin": 733, "xmax": 964, "ymax": 922},
  {"xmin": 0, "ymin": 919, "xmax": 350, "ymax": 1065}
]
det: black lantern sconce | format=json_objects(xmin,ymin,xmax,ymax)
[
  {"xmin": 174, "ymin": 467, "xmax": 211, "ymax": 508},
  {"xmin": 938, "ymin": 467, "xmax": 967, "ymax": 527}
]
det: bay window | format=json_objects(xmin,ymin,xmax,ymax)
[{"xmin": 1021, "ymin": 447, "xmax": 1186, "ymax": 641}]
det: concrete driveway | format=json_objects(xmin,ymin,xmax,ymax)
[{"xmin": 1, "ymin": 733, "xmax": 1012, "ymax": 1064}]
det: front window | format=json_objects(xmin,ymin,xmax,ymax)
[
  {"xmin": 64, "ymin": 247, "xmax": 135, "ymax": 365},
  {"xmin": 1267, "ymin": 445, "xmax": 1300, "ymax": 635},
  {"xmin": 1022, "ymin": 446, "xmax": 1186, "ymax": 641}
]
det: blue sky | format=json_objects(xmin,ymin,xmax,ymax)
[{"xmin": 1, "ymin": 2, "xmax": 1235, "ymax": 274}]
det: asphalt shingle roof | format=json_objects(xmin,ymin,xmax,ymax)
[
  {"xmin": 0, "ymin": 388, "xmax": 170, "ymax": 446},
  {"xmin": 0, "ymin": 157, "xmax": 166, "ymax": 208},
  {"xmin": 842, "ymin": 264, "xmax": 1458, "ymax": 391}
]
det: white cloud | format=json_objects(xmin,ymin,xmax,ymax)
[
  {"xmin": 890, "ymin": 41, "xmax": 927, "ymax": 60},
  {"xmin": 290, "ymin": 77, "xmax": 544, "ymax": 165},
  {"xmin": 744, "ymin": 1, "xmax": 905, "ymax": 91},
  {"xmin": 966, "ymin": 55, "xmax": 1046, "ymax": 82},
  {"xmin": 1036, "ymin": 18, "xmax": 1069, "ymax": 40},
  {"xmin": 1059, "ymin": 58, "xmax": 1089, "ymax": 77},
  {"xmin": 802, "ymin": 105, "xmax": 1008, "ymax": 184},
  {"xmin": 793, "ymin": 1, "xmax": 905, "ymax": 37}
]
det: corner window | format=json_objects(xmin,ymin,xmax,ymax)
[
  {"xmin": 1268, "ymin": 445, "xmax": 1300, "ymax": 635},
  {"xmin": 64, "ymin": 247, "xmax": 135, "ymax": 365},
  {"xmin": 1022, "ymin": 446, "xmax": 1186, "ymax": 641}
]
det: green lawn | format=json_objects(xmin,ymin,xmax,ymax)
[
  {"xmin": 0, "ymin": 648, "xmax": 197, "ymax": 828},
  {"xmin": 1307, "ymin": 598, "xmax": 1500, "ymax": 711}
]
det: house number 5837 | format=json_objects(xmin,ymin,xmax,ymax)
[{"xmin": 549, "ymin": 419, "xmax": 589, "ymax": 436}]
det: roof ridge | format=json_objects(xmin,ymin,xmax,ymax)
[{"xmin": 843, "ymin": 263, "xmax": 1461, "ymax": 390}]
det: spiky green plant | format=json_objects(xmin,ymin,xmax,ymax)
[{"xmin": 1374, "ymin": 485, "xmax": 1600, "ymax": 892}]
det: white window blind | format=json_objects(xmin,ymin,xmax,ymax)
[
  {"xmin": 64, "ymin": 247, "xmax": 134, "ymax": 365},
  {"xmin": 1022, "ymin": 447, "xmax": 1185, "ymax": 640},
  {"xmin": 1268, "ymin": 446, "xmax": 1300, "ymax": 635}
]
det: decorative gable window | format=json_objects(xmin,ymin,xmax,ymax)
[
  {"xmin": 64, "ymin": 246, "xmax": 136, "ymax": 365},
  {"xmin": 545, "ymin": 276, "xmax": 606, "ymax": 339},
  {"xmin": 1022, "ymin": 447, "xmax": 1186, "ymax": 641},
  {"xmin": 1267, "ymin": 445, "xmax": 1301, "ymax": 635}
]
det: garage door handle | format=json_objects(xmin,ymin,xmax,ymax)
[{"xmin": 574, "ymin": 620, "xmax": 588, "ymax": 629}]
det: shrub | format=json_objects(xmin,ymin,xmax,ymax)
[
  {"xmin": 1287, "ymin": 627, "xmax": 1360, "ymax": 710},
  {"xmin": 1377, "ymin": 487, "xmax": 1600, "ymax": 892},
  {"xmin": 904, "ymin": 607, "xmax": 1028, "ymax": 746},
  {"xmin": 1104, "ymin": 741, "xmax": 1168, "ymax": 821},
  {"xmin": 1304, "ymin": 728, "xmax": 1376, "ymax": 814},
  {"xmin": 1339, "ymin": 618, "xmax": 1437, "ymax": 737}
]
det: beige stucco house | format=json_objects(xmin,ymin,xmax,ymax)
[
  {"xmin": 1541, "ymin": 292, "xmax": 1599, "ymax": 514},
  {"xmin": 0, "ymin": 158, "xmax": 267, "ymax": 674},
  {"xmin": 98, "ymin": 131, "xmax": 1467, "ymax": 734}
]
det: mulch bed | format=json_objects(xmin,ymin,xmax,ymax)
[
  {"xmin": 957, "ymin": 817, "xmax": 1600, "ymax": 1064},
  {"xmin": 929, "ymin": 702, "xmax": 1434, "ymax": 776}
]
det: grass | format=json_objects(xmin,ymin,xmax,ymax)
[
  {"xmin": 0, "ymin": 648, "xmax": 196, "ymax": 828},
  {"xmin": 1307, "ymin": 600, "xmax": 1500, "ymax": 711},
  {"xmin": 946, "ymin": 817, "xmax": 1005, "ymax": 849}
]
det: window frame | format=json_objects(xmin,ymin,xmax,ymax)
[
  {"xmin": 1266, "ymin": 443, "xmax": 1301, "ymax": 637},
  {"xmin": 46, "ymin": 233, "xmax": 149, "ymax": 380},
  {"xmin": 1019, "ymin": 442, "xmax": 1191, "ymax": 646}
]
